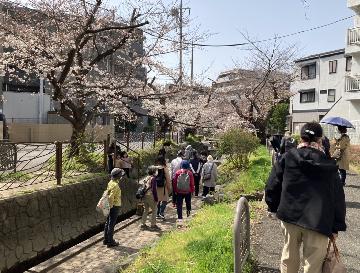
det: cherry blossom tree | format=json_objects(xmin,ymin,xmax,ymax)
[
  {"xmin": 0, "ymin": 0, "xmax": 199, "ymax": 155},
  {"xmin": 209, "ymin": 37, "xmax": 298, "ymax": 140}
]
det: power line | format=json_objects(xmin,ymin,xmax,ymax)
[{"xmin": 145, "ymin": 15, "xmax": 354, "ymax": 48}]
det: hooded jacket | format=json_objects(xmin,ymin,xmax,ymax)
[{"xmin": 265, "ymin": 147, "xmax": 346, "ymax": 237}]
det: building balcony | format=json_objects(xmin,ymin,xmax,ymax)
[
  {"xmin": 345, "ymin": 76, "xmax": 360, "ymax": 92},
  {"xmin": 346, "ymin": 28, "xmax": 360, "ymax": 55},
  {"xmin": 348, "ymin": 28, "xmax": 360, "ymax": 46},
  {"xmin": 345, "ymin": 77, "xmax": 360, "ymax": 100},
  {"xmin": 348, "ymin": 0, "xmax": 360, "ymax": 13}
]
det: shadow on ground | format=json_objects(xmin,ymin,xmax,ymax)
[{"xmin": 346, "ymin": 201, "xmax": 360, "ymax": 209}]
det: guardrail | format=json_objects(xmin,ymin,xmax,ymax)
[{"xmin": 234, "ymin": 197, "xmax": 251, "ymax": 273}]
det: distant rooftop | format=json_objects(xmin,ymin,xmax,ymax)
[{"xmin": 295, "ymin": 48, "xmax": 345, "ymax": 63}]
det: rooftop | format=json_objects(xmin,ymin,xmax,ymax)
[{"xmin": 295, "ymin": 48, "xmax": 345, "ymax": 63}]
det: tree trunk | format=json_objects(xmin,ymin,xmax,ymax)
[{"xmin": 69, "ymin": 123, "xmax": 87, "ymax": 158}]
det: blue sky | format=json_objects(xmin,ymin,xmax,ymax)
[{"xmin": 110, "ymin": 0, "xmax": 353, "ymax": 84}]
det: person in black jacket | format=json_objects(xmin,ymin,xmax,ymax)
[{"xmin": 265, "ymin": 122, "xmax": 346, "ymax": 273}]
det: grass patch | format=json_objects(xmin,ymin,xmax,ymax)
[
  {"xmin": 123, "ymin": 202, "xmax": 260, "ymax": 273},
  {"xmin": 219, "ymin": 146, "xmax": 271, "ymax": 200},
  {"xmin": 0, "ymin": 171, "xmax": 33, "ymax": 183},
  {"xmin": 124, "ymin": 204, "xmax": 235, "ymax": 273}
]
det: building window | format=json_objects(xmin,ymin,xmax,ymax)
[
  {"xmin": 328, "ymin": 89, "xmax": 336, "ymax": 102},
  {"xmin": 346, "ymin": 56, "xmax": 352, "ymax": 72},
  {"xmin": 300, "ymin": 89, "xmax": 316, "ymax": 103},
  {"xmin": 301, "ymin": 63, "xmax": 316, "ymax": 80},
  {"xmin": 329, "ymin": 60, "xmax": 337, "ymax": 74},
  {"xmin": 320, "ymin": 90, "xmax": 327, "ymax": 94}
]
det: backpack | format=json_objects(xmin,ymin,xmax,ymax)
[
  {"xmin": 203, "ymin": 163, "xmax": 214, "ymax": 181},
  {"xmin": 177, "ymin": 171, "xmax": 191, "ymax": 192},
  {"xmin": 155, "ymin": 168, "xmax": 166, "ymax": 187}
]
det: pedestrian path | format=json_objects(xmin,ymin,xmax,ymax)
[
  {"xmin": 252, "ymin": 174, "xmax": 360, "ymax": 273},
  {"xmin": 27, "ymin": 198, "xmax": 203, "ymax": 273}
]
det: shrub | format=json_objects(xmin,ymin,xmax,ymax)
[
  {"xmin": 185, "ymin": 134, "xmax": 208, "ymax": 154},
  {"xmin": 218, "ymin": 129, "xmax": 260, "ymax": 169},
  {"xmin": 219, "ymin": 146, "xmax": 271, "ymax": 199},
  {"xmin": 350, "ymin": 145, "xmax": 360, "ymax": 173}
]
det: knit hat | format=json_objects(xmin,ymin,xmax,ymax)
[
  {"xmin": 207, "ymin": 155, "xmax": 214, "ymax": 161},
  {"xmin": 111, "ymin": 168, "xmax": 124, "ymax": 178},
  {"xmin": 180, "ymin": 160, "xmax": 190, "ymax": 169}
]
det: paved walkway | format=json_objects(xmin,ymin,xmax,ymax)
[
  {"xmin": 26, "ymin": 198, "xmax": 202, "ymax": 273},
  {"xmin": 252, "ymin": 173, "xmax": 360, "ymax": 273}
]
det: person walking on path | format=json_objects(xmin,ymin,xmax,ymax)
[
  {"xmin": 265, "ymin": 122, "xmax": 346, "ymax": 273},
  {"xmin": 170, "ymin": 151, "xmax": 184, "ymax": 206},
  {"xmin": 174, "ymin": 160, "xmax": 195, "ymax": 219},
  {"xmin": 140, "ymin": 166, "xmax": 160, "ymax": 231},
  {"xmin": 103, "ymin": 168, "xmax": 125, "ymax": 247},
  {"xmin": 155, "ymin": 156, "xmax": 171, "ymax": 220},
  {"xmin": 190, "ymin": 151, "xmax": 202, "ymax": 197},
  {"xmin": 201, "ymin": 155, "xmax": 218, "ymax": 197},
  {"xmin": 331, "ymin": 126, "xmax": 351, "ymax": 186},
  {"xmin": 120, "ymin": 151, "xmax": 132, "ymax": 178},
  {"xmin": 184, "ymin": 144, "xmax": 194, "ymax": 160}
]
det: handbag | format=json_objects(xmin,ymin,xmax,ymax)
[
  {"xmin": 322, "ymin": 238, "xmax": 346, "ymax": 273},
  {"xmin": 96, "ymin": 190, "xmax": 110, "ymax": 217},
  {"xmin": 203, "ymin": 163, "xmax": 214, "ymax": 181}
]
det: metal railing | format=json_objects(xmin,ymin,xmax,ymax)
[
  {"xmin": 348, "ymin": 27, "xmax": 360, "ymax": 45},
  {"xmin": 0, "ymin": 141, "xmax": 106, "ymax": 192},
  {"xmin": 234, "ymin": 197, "xmax": 251, "ymax": 273},
  {"xmin": 345, "ymin": 76, "xmax": 360, "ymax": 92}
]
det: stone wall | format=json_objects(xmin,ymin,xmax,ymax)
[{"xmin": 0, "ymin": 176, "xmax": 138, "ymax": 272}]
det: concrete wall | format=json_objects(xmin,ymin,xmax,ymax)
[
  {"xmin": 0, "ymin": 176, "xmax": 138, "ymax": 272},
  {"xmin": 3, "ymin": 92, "xmax": 51, "ymax": 124},
  {"xmin": 8, "ymin": 124, "xmax": 114, "ymax": 143}
]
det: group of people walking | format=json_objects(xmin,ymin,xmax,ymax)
[
  {"xmin": 140, "ymin": 145, "xmax": 218, "ymax": 230},
  {"xmin": 266, "ymin": 122, "xmax": 348, "ymax": 273}
]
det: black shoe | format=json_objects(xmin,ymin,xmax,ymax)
[
  {"xmin": 140, "ymin": 224, "xmax": 148, "ymax": 230},
  {"xmin": 103, "ymin": 240, "xmax": 108, "ymax": 245},
  {"xmin": 107, "ymin": 241, "xmax": 119, "ymax": 247},
  {"xmin": 186, "ymin": 210, "xmax": 191, "ymax": 217},
  {"xmin": 149, "ymin": 225, "xmax": 161, "ymax": 231}
]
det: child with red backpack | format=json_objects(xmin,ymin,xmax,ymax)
[{"xmin": 173, "ymin": 160, "xmax": 195, "ymax": 219}]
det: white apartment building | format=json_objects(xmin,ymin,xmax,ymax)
[
  {"xmin": 289, "ymin": 0, "xmax": 360, "ymax": 144},
  {"xmin": 289, "ymin": 49, "xmax": 348, "ymax": 134}
]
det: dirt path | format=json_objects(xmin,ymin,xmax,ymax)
[{"xmin": 252, "ymin": 173, "xmax": 360, "ymax": 273}]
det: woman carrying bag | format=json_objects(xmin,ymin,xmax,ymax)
[{"xmin": 265, "ymin": 122, "xmax": 346, "ymax": 273}]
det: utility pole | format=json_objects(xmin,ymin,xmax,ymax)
[
  {"xmin": 179, "ymin": 0, "xmax": 183, "ymax": 86},
  {"xmin": 190, "ymin": 41, "xmax": 194, "ymax": 85}
]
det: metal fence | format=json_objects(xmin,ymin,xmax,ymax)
[
  {"xmin": 0, "ymin": 128, "xmax": 185, "ymax": 194},
  {"xmin": 234, "ymin": 197, "xmax": 251, "ymax": 273},
  {"xmin": 115, "ymin": 131, "xmax": 181, "ymax": 151},
  {"xmin": 0, "ymin": 141, "xmax": 107, "ymax": 192}
]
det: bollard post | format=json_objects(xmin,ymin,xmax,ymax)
[
  {"xmin": 141, "ymin": 132, "xmax": 145, "ymax": 150},
  {"xmin": 234, "ymin": 197, "xmax": 251, "ymax": 273},
  {"xmin": 55, "ymin": 141, "xmax": 62, "ymax": 186}
]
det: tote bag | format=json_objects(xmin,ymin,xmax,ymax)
[{"xmin": 322, "ymin": 239, "xmax": 346, "ymax": 273}]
